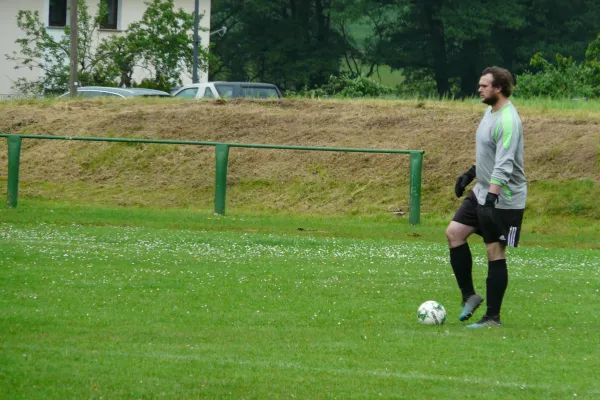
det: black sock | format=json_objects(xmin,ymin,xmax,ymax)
[
  {"xmin": 449, "ymin": 243, "xmax": 475, "ymax": 301},
  {"xmin": 486, "ymin": 259, "xmax": 508, "ymax": 318}
]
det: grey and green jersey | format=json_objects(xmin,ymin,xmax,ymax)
[{"xmin": 473, "ymin": 101, "xmax": 527, "ymax": 209}]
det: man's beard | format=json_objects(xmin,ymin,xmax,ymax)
[{"xmin": 482, "ymin": 93, "xmax": 499, "ymax": 106}]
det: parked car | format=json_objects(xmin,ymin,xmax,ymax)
[
  {"xmin": 59, "ymin": 86, "xmax": 171, "ymax": 98},
  {"xmin": 172, "ymin": 82, "xmax": 282, "ymax": 100}
]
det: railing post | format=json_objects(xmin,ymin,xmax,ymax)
[
  {"xmin": 6, "ymin": 135, "xmax": 22, "ymax": 208},
  {"xmin": 214, "ymin": 144, "xmax": 230, "ymax": 215},
  {"xmin": 409, "ymin": 151, "xmax": 423, "ymax": 225}
]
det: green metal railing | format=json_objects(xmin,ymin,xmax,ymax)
[{"xmin": 1, "ymin": 134, "xmax": 424, "ymax": 224}]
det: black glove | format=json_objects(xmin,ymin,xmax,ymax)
[
  {"xmin": 484, "ymin": 192, "xmax": 499, "ymax": 207},
  {"xmin": 454, "ymin": 165, "xmax": 476, "ymax": 197},
  {"xmin": 478, "ymin": 192, "xmax": 501, "ymax": 239}
]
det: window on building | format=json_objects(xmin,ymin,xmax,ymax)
[
  {"xmin": 49, "ymin": 0, "xmax": 67, "ymax": 27},
  {"xmin": 100, "ymin": 0, "xmax": 119, "ymax": 30}
]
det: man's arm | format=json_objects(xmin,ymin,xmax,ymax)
[
  {"xmin": 490, "ymin": 108, "xmax": 521, "ymax": 194},
  {"xmin": 488, "ymin": 183, "xmax": 501, "ymax": 195}
]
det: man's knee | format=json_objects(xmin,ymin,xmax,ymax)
[
  {"xmin": 446, "ymin": 223, "xmax": 469, "ymax": 247},
  {"xmin": 445, "ymin": 225, "xmax": 457, "ymax": 242},
  {"xmin": 486, "ymin": 242, "xmax": 506, "ymax": 261}
]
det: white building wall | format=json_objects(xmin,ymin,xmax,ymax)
[
  {"xmin": 0, "ymin": 0, "xmax": 44, "ymax": 97},
  {"xmin": 0, "ymin": 0, "xmax": 211, "ymax": 96},
  {"xmin": 172, "ymin": 0, "xmax": 211, "ymax": 86}
]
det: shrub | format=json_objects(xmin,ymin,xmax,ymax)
[
  {"xmin": 323, "ymin": 75, "xmax": 394, "ymax": 97},
  {"xmin": 394, "ymin": 69, "xmax": 439, "ymax": 98},
  {"xmin": 585, "ymin": 33, "xmax": 600, "ymax": 89},
  {"xmin": 287, "ymin": 75, "xmax": 394, "ymax": 98},
  {"xmin": 515, "ymin": 51, "xmax": 600, "ymax": 99}
]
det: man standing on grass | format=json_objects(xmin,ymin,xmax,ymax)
[{"xmin": 445, "ymin": 66, "xmax": 527, "ymax": 328}]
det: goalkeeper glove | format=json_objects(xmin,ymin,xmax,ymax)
[
  {"xmin": 454, "ymin": 164, "xmax": 476, "ymax": 198},
  {"xmin": 477, "ymin": 192, "xmax": 501, "ymax": 239}
]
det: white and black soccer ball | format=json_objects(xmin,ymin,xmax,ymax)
[{"xmin": 417, "ymin": 300, "xmax": 447, "ymax": 325}]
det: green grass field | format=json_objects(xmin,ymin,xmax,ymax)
[{"xmin": 1, "ymin": 202, "xmax": 599, "ymax": 399}]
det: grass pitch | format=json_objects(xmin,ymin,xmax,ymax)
[{"xmin": 1, "ymin": 204, "xmax": 599, "ymax": 399}]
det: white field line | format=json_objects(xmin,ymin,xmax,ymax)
[{"xmin": 6, "ymin": 343, "xmax": 598, "ymax": 395}]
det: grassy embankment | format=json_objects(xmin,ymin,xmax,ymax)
[{"xmin": 0, "ymin": 97, "xmax": 598, "ymax": 246}]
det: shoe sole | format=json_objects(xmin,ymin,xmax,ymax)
[
  {"xmin": 466, "ymin": 321, "xmax": 502, "ymax": 328},
  {"xmin": 459, "ymin": 299, "xmax": 483, "ymax": 322}
]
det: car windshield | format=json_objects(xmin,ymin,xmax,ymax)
[
  {"xmin": 174, "ymin": 88, "xmax": 199, "ymax": 99},
  {"xmin": 240, "ymin": 86, "xmax": 279, "ymax": 98},
  {"xmin": 214, "ymin": 84, "xmax": 235, "ymax": 98}
]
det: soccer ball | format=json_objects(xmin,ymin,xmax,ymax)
[{"xmin": 417, "ymin": 300, "xmax": 447, "ymax": 325}]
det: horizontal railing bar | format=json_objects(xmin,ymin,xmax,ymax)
[{"xmin": 0, "ymin": 134, "xmax": 422, "ymax": 154}]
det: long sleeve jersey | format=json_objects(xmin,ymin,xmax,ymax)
[{"xmin": 473, "ymin": 101, "xmax": 527, "ymax": 209}]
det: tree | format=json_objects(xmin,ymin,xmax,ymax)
[
  {"xmin": 5, "ymin": 0, "xmax": 118, "ymax": 95},
  {"xmin": 585, "ymin": 33, "xmax": 600, "ymax": 89},
  {"xmin": 368, "ymin": 0, "xmax": 600, "ymax": 97},
  {"xmin": 96, "ymin": 35, "xmax": 137, "ymax": 88},
  {"xmin": 6, "ymin": 0, "xmax": 211, "ymax": 94},
  {"xmin": 515, "ymin": 35, "xmax": 600, "ymax": 99},
  {"xmin": 510, "ymin": 0, "xmax": 600, "ymax": 73},
  {"xmin": 327, "ymin": 0, "xmax": 397, "ymax": 80},
  {"xmin": 210, "ymin": 0, "xmax": 353, "ymax": 91},
  {"xmin": 371, "ymin": 0, "xmax": 527, "ymax": 97},
  {"xmin": 126, "ymin": 0, "xmax": 210, "ymax": 90}
]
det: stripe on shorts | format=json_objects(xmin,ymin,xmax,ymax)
[{"xmin": 508, "ymin": 226, "xmax": 517, "ymax": 247}]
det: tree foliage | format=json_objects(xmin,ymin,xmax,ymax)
[
  {"xmin": 371, "ymin": 0, "xmax": 529, "ymax": 97},
  {"xmin": 374, "ymin": 0, "xmax": 600, "ymax": 97},
  {"xmin": 210, "ymin": 0, "xmax": 355, "ymax": 90},
  {"xmin": 6, "ymin": 0, "xmax": 210, "ymax": 94},
  {"xmin": 8, "ymin": 0, "xmax": 600, "ymax": 98},
  {"xmin": 211, "ymin": 0, "xmax": 600, "ymax": 97},
  {"xmin": 288, "ymin": 74, "xmax": 394, "ymax": 98},
  {"xmin": 6, "ymin": 0, "xmax": 117, "ymax": 94},
  {"xmin": 127, "ymin": 0, "xmax": 209, "ymax": 90},
  {"xmin": 515, "ymin": 36, "xmax": 600, "ymax": 99}
]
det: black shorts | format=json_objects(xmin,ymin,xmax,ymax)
[{"xmin": 452, "ymin": 190, "xmax": 524, "ymax": 247}]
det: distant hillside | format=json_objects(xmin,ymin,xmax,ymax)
[{"xmin": 0, "ymin": 98, "xmax": 598, "ymax": 218}]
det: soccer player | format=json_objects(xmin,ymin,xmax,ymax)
[{"xmin": 446, "ymin": 66, "xmax": 527, "ymax": 328}]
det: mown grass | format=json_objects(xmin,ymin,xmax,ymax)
[
  {"xmin": 0, "ymin": 197, "xmax": 599, "ymax": 248},
  {"xmin": 357, "ymin": 96, "xmax": 600, "ymax": 117},
  {"xmin": 0, "ymin": 202, "xmax": 598, "ymax": 399},
  {"xmin": 1, "ymin": 176, "xmax": 598, "ymax": 243}
]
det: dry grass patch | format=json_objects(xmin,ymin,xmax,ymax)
[{"xmin": 0, "ymin": 98, "xmax": 598, "ymax": 216}]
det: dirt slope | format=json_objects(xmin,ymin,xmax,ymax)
[{"xmin": 0, "ymin": 98, "xmax": 598, "ymax": 215}]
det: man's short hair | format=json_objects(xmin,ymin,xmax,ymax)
[{"xmin": 481, "ymin": 66, "xmax": 514, "ymax": 97}]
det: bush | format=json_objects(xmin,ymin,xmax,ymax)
[
  {"xmin": 585, "ymin": 33, "xmax": 600, "ymax": 89},
  {"xmin": 285, "ymin": 86, "xmax": 329, "ymax": 98},
  {"xmin": 394, "ymin": 69, "xmax": 439, "ymax": 98},
  {"xmin": 324, "ymin": 75, "xmax": 394, "ymax": 97},
  {"xmin": 515, "ymin": 52, "xmax": 600, "ymax": 99},
  {"xmin": 287, "ymin": 75, "xmax": 394, "ymax": 98}
]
